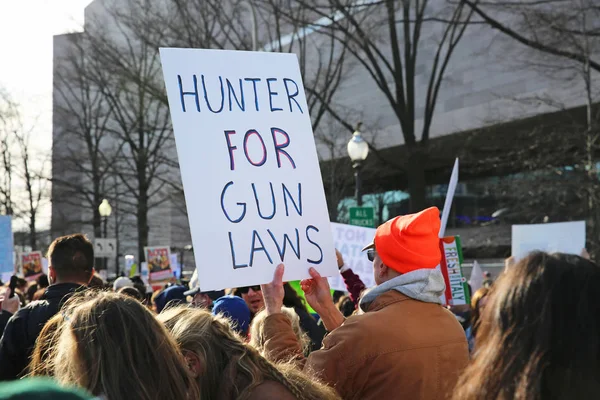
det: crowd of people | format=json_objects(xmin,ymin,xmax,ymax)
[{"xmin": 0, "ymin": 206, "xmax": 599, "ymax": 399}]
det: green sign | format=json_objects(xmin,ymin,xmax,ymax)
[{"xmin": 349, "ymin": 207, "xmax": 375, "ymax": 228}]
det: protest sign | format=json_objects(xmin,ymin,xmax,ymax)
[
  {"xmin": 21, "ymin": 251, "xmax": 43, "ymax": 281},
  {"xmin": 439, "ymin": 236, "xmax": 470, "ymax": 306},
  {"xmin": 144, "ymin": 246, "xmax": 173, "ymax": 284},
  {"xmin": 439, "ymin": 158, "xmax": 459, "ymax": 238},
  {"xmin": 0, "ymin": 216, "xmax": 13, "ymax": 275},
  {"xmin": 329, "ymin": 222, "xmax": 376, "ymax": 292},
  {"xmin": 511, "ymin": 221, "xmax": 585, "ymax": 260},
  {"xmin": 160, "ymin": 48, "xmax": 337, "ymax": 291}
]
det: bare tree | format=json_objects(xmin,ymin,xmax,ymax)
[
  {"xmin": 52, "ymin": 33, "xmax": 120, "ymax": 238},
  {"xmin": 464, "ymin": 0, "xmax": 600, "ymax": 254},
  {"xmin": 0, "ymin": 91, "xmax": 15, "ymax": 216},
  {"xmin": 81, "ymin": 4, "xmax": 178, "ymax": 262},
  {"xmin": 273, "ymin": 0, "xmax": 478, "ymax": 212},
  {"xmin": 13, "ymin": 130, "xmax": 49, "ymax": 251}
]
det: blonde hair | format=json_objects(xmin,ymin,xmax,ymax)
[
  {"xmin": 157, "ymin": 306, "xmax": 340, "ymax": 400},
  {"xmin": 250, "ymin": 307, "xmax": 311, "ymax": 357},
  {"xmin": 29, "ymin": 313, "xmax": 64, "ymax": 377},
  {"xmin": 51, "ymin": 291, "xmax": 198, "ymax": 400}
]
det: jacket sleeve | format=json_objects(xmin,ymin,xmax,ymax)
[
  {"xmin": 340, "ymin": 268, "xmax": 366, "ymax": 306},
  {"xmin": 263, "ymin": 313, "xmax": 357, "ymax": 398},
  {"xmin": 0, "ymin": 310, "xmax": 29, "ymax": 380},
  {"xmin": 263, "ymin": 314, "xmax": 306, "ymax": 366}
]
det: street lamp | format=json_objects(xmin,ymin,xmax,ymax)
[
  {"xmin": 98, "ymin": 199, "xmax": 112, "ymax": 272},
  {"xmin": 347, "ymin": 122, "xmax": 369, "ymax": 206}
]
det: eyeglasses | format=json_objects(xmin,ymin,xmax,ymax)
[
  {"xmin": 237, "ymin": 285, "xmax": 261, "ymax": 294},
  {"xmin": 367, "ymin": 249, "xmax": 376, "ymax": 262}
]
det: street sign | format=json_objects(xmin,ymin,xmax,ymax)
[
  {"xmin": 349, "ymin": 206, "xmax": 375, "ymax": 228},
  {"xmin": 94, "ymin": 238, "xmax": 117, "ymax": 258}
]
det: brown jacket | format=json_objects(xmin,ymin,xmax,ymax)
[{"xmin": 263, "ymin": 290, "xmax": 469, "ymax": 400}]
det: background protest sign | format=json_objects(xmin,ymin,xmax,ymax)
[
  {"xmin": 160, "ymin": 49, "xmax": 337, "ymax": 291},
  {"xmin": 439, "ymin": 236, "xmax": 470, "ymax": 306},
  {"xmin": 329, "ymin": 222, "xmax": 376, "ymax": 292},
  {"xmin": 21, "ymin": 251, "xmax": 43, "ymax": 281},
  {"xmin": 144, "ymin": 246, "xmax": 173, "ymax": 284},
  {"xmin": 0, "ymin": 216, "xmax": 13, "ymax": 275},
  {"xmin": 511, "ymin": 221, "xmax": 585, "ymax": 260}
]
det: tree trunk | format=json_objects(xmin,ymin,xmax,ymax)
[
  {"xmin": 406, "ymin": 145, "xmax": 427, "ymax": 213},
  {"xmin": 138, "ymin": 196, "xmax": 149, "ymax": 263},
  {"xmin": 29, "ymin": 212, "xmax": 36, "ymax": 250}
]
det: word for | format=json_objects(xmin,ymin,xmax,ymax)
[
  {"xmin": 228, "ymin": 226, "xmax": 323, "ymax": 269},
  {"xmin": 224, "ymin": 128, "xmax": 296, "ymax": 171},
  {"xmin": 178, "ymin": 75, "xmax": 304, "ymax": 114}
]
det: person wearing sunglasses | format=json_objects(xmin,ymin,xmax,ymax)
[
  {"xmin": 259, "ymin": 207, "xmax": 469, "ymax": 400},
  {"xmin": 232, "ymin": 285, "xmax": 265, "ymax": 316}
]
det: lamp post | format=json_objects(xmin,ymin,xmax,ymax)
[
  {"xmin": 347, "ymin": 122, "xmax": 369, "ymax": 206},
  {"xmin": 98, "ymin": 199, "xmax": 112, "ymax": 272}
]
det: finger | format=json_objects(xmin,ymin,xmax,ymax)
[
  {"xmin": 308, "ymin": 267, "xmax": 322, "ymax": 280},
  {"xmin": 273, "ymin": 264, "xmax": 285, "ymax": 286}
]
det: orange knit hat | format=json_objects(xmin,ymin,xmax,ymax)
[{"xmin": 363, "ymin": 207, "xmax": 441, "ymax": 274}]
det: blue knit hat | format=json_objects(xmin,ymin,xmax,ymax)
[
  {"xmin": 212, "ymin": 296, "xmax": 251, "ymax": 336},
  {"xmin": 155, "ymin": 285, "xmax": 187, "ymax": 313}
]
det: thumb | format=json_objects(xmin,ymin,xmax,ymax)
[
  {"xmin": 308, "ymin": 267, "xmax": 322, "ymax": 280},
  {"xmin": 273, "ymin": 264, "xmax": 285, "ymax": 286}
]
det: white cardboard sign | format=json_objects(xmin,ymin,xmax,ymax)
[
  {"xmin": 511, "ymin": 221, "xmax": 586, "ymax": 260},
  {"xmin": 160, "ymin": 48, "xmax": 337, "ymax": 291},
  {"xmin": 328, "ymin": 223, "xmax": 376, "ymax": 291}
]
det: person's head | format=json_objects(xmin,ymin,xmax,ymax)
[
  {"xmin": 46, "ymin": 234, "xmax": 95, "ymax": 286},
  {"xmin": 233, "ymin": 285, "xmax": 265, "ymax": 315},
  {"xmin": 16, "ymin": 278, "xmax": 27, "ymax": 294},
  {"xmin": 184, "ymin": 286, "xmax": 225, "ymax": 309},
  {"xmin": 113, "ymin": 276, "xmax": 133, "ymax": 292},
  {"xmin": 154, "ymin": 285, "xmax": 187, "ymax": 313},
  {"xmin": 453, "ymin": 252, "xmax": 600, "ymax": 400},
  {"xmin": 29, "ymin": 314, "xmax": 65, "ymax": 377},
  {"xmin": 130, "ymin": 275, "xmax": 146, "ymax": 293},
  {"xmin": 212, "ymin": 295, "xmax": 251, "ymax": 337},
  {"xmin": 87, "ymin": 273, "xmax": 105, "ymax": 289},
  {"xmin": 336, "ymin": 295, "xmax": 356, "ymax": 317},
  {"xmin": 157, "ymin": 307, "xmax": 337, "ymax": 400},
  {"xmin": 36, "ymin": 274, "xmax": 49, "ymax": 289},
  {"xmin": 26, "ymin": 283, "xmax": 38, "ymax": 303},
  {"xmin": 364, "ymin": 207, "xmax": 441, "ymax": 285},
  {"xmin": 51, "ymin": 291, "xmax": 198, "ymax": 400},
  {"xmin": 117, "ymin": 286, "xmax": 143, "ymax": 302},
  {"xmin": 250, "ymin": 307, "xmax": 311, "ymax": 356}
]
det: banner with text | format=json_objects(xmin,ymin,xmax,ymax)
[
  {"xmin": 21, "ymin": 251, "xmax": 43, "ymax": 281},
  {"xmin": 329, "ymin": 223, "xmax": 376, "ymax": 292},
  {"xmin": 160, "ymin": 49, "xmax": 337, "ymax": 290},
  {"xmin": 0, "ymin": 216, "xmax": 13, "ymax": 275},
  {"xmin": 439, "ymin": 236, "xmax": 470, "ymax": 306},
  {"xmin": 145, "ymin": 246, "xmax": 173, "ymax": 284}
]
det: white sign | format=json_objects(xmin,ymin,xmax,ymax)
[
  {"xmin": 328, "ymin": 223, "xmax": 376, "ymax": 291},
  {"xmin": 160, "ymin": 48, "xmax": 337, "ymax": 291},
  {"xmin": 439, "ymin": 158, "xmax": 459, "ymax": 238},
  {"xmin": 511, "ymin": 221, "xmax": 586, "ymax": 260},
  {"xmin": 94, "ymin": 238, "xmax": 117, "ymax": 258}
]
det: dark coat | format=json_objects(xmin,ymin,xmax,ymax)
[{"xmin": 0, "ymin": 283, "xmax": 84, "ymax": 380}]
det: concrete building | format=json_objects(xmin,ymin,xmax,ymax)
[{"xmin": 51, "ymin": 0, "xmax": 599, "ymax": 269}]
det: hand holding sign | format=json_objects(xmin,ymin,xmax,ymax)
[{"xmin": 261, "ymin": 264, "xmax": 285, "ymax": 315}]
